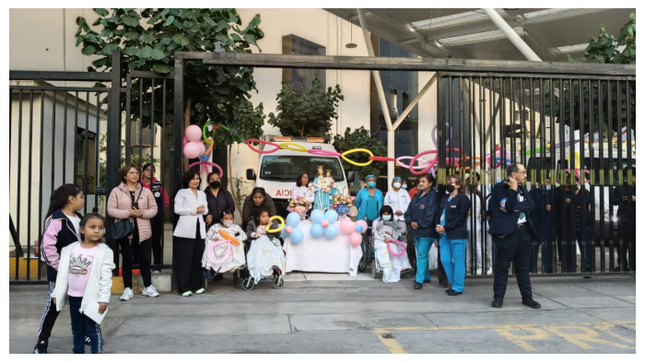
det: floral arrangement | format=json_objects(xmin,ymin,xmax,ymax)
[
  {"xmin": 332, "ymin": 195, "xmax": 356, "ymax": 216},
  {"xmin": 287, "ymin": 196, "xmax": 311, "ymax": 217}
]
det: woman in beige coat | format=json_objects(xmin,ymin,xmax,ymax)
[{"xmin": 107, "ymin": 163, "xmax": 159, "ymax": 301}]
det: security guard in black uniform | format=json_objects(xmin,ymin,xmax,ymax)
[{"xmin": 488, "ymin": 162, "xmax": 541, "ymax": 309}]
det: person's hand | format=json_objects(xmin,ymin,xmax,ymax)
[
  {"xmin": 196, "ymin": 205, "xmax": 205, "ymax": 214},
  {"xmin": 395, "ymin": 210, "xmax": 403, "ymax": 216},
  {"xmin": 435, "ymin": 225, "xmax": 445, "ymax": 234},
  {"xmin": 52, "ymin": 298, "xmax": 56, "ymax": 306},
  {"xmin": 251, "ymin": 232, "xmax": 259, "ymax": 239},
  {"xmin": 546, "ymin": 204, "xmax": 552, "ymax": 212},
  {"xmin": 565, "ymin": 198, "xmax": 571, "ymax": 204},
  {"xmin": 129, "ymin": 209, "xmax": 141, "ymax": 218},
  {"xmin": 384, "ymin": 236, "xmax": 391, "ymax": 243},
  {"xmin": 98, "ymin": 302, "xmax": 108, "ymax": 315},
  {"xmin": 32, "ymin": 242, "xmax": 40, "ymax": 257},
  {"xmin": 411, "ymin": 222, "xmax": 418, "ymax": 230},
  {"xmin": 632, "ymin": 195, "xmax": 636, "ymax": 202},
  {"xmin": 623, "ymin": 196, "xmax": 629, "ymax": 201},
  {"xmin": 205, "ymin": 215, "xmax": 213, "ymax": 225},
  {"xmin": 508, "ymin": 177, "xmax": 518, "ymax": 190}
]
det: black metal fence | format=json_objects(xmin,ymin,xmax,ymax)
[
  {"xmin": 9, "ymin": 51, "xmax": 175, "ymax": 284},
  {"xmin": 437, "ymin": 73, "xmax": 636, "ymax": 276}
]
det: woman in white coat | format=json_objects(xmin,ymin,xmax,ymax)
[
  {"xmin": 173, "ymin": 169, "xmax": 209, "ymax": 297},
  {"xmin": 384, "ymin": 176, "xmax": 411, "ymax": 230}
]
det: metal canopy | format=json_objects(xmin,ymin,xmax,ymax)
[{"xmin": 325, "ymin": 8, "xmax": 635, "ymax": 61}]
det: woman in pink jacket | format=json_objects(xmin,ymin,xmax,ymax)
[{"xmin": 107, "ymin": 163, "xmax": 159, "ymax": 301}]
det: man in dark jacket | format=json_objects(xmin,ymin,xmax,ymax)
[
  {"xmin": 612, "ymin": 167, "xmax": 636, "ymax": 271},
  {"xmin": 488, "ymin": 163, "xmax": 540, "ymax": 309},
  {"xmin": 528, "ymin": 177, "xmax": 554, "ymax": 273}
]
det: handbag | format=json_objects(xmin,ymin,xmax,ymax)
[{"xmin": 110, "ymin": 185, "xmax": 142, "ymax": 240}]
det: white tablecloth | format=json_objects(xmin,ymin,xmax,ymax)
[{"xmin": 283, "ymin": 220, "xmax": 363, "ymax": 276}]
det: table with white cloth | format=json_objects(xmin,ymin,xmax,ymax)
[{"xmin": 283, "ymin": 220, "xmax": 363, "ymax": 276}]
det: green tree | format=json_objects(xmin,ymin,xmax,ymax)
[
  {"xmin": 332, "ymin": 126, "xmax": 386, "ymax": 181},
  {"xmin": 544, "ymin": 13, "xmax": 635, "ymax": 133},
  {"xmin": 75, "ymin": 8, "xmax": 266, "ymax": 143},
  {"xmin": 267, "ymin": 74, "xmax": 343, "ymax": 141}
]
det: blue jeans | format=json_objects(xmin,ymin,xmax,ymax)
[
  {"xmin": 414, "ymin": 236, "xmax": 433, "ymax": 284},
  {"xmin": 69, "ymin": 296, "xmax": 101, "ymax": 354},
  {"xmin": 439, "ymin": 236, "xmax": 467, "ymax": 292}
]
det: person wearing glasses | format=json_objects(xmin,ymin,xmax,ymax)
[{"xmin": 488, "ymin": 163, "xmax": 540, "ymax": 309}]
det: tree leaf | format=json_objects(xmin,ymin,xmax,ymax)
[
  {"xmin": 172, "ymin": 33, "xmax": 190, "ymax": 46},
  {"xmin": 94, "ymin": 8, "xmax": 109, "ymax": 17},
  {"xmin": 152, "ymin": 63, "xmax": 173, "ymax": 73},
  {"xmin": 124, "ymin": 31, "xmax": 139, "ymax": 40},
  {"xmin": 136, "ymin": 46, "xmax": 153, "ymax": 58},
  {"xmin": 82, "ymin": 44, "xmax": 97, "ymax": 55},
  {"xmin": 163, "ymin": 15, "xmax": 174, "ymax": 27},
  {"xmin": 122, "ymin": 15, "xmax": 140, "ymax": 27}
]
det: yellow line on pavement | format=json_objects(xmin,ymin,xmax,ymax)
[{"xmin": 374, "ymin": 328, "xmax": 407, "ymax": 354}]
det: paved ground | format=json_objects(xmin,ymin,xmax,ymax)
[{"xmin": 10, "ymin": 273, "xmax": 635, "ymax": 354}]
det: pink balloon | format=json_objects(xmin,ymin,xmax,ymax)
[
  {"xmin": 285, "ymin": 226, "xmax": 293, "ymax": 234},
  {"xmin": 356, "ymin": 220, "xmax": 368, "ymax": 234},
  {"xmin": 321, "ymin": 220, "xmax": 330, "ymax": 228},
  {"xmin": 349, "ymin": 232, "xmax": 362, "ymax": 247},
  {"xmin": 185, "ymin": 125, "xmax": 202, "ymax": 143},
  {"xmin": 340, "ymin": 219, "xmax": 355, "ymax": 234},
  {"xmin": 183, "ymin": 142, "xmax": 201, "ymax": 159},
  {"xmin": 197, "ymin": 141, "xmax": 206, "ymax": 157}
]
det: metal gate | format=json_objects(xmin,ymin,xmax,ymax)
[
  {"xmin": 437, "ymin": 73, "xmax": 636, "ymax": 275},
  {"xmin": 9, "ymin": 51, "xmax": 177, "ymax": 283}
]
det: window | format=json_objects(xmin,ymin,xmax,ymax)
[
  {"xmin": 282, "ymin": 35, "xmax": 326, "ymax": 94},
  {"xmin": 260, "ymin": 155, "xmax": 345, "ymax": 182}
]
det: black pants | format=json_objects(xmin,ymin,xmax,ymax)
[
  {"xmin": 492, "ymin": 225, "xmax": 533, "ymax": 301},
  {"xmin": 436, "ymin": 246, "xmax": 448, "ymax": 283},
  {"xmin": 150, "ymin": 218, "xmax": 163, "ymax": 267},
  {"xmin": 119, "ymin": 234, "xmax": 152, "ymax": 289},
  {"xmin": 35, "ymin": 281, "xmax": 58, "ymax": 345},
  {"xmin": 174, "ymin": 228, "xmax": 205, "ymax": 294}
]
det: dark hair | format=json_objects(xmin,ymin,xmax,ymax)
[
  {"xmin": 46, "ymin": 184, "xmax": 83, "ymax": 218},
  {"xmin": 296, "ymin": 171, "xmax": 310, "ymax": 187},
  {"xmin": 251, "ymin": 187, "xmax": 266, "ymax": 198},
  {"xmin": 221, "ymin": 209, "xmax": 234, "ymax": 218},
  {"xmin": 418, "ymin": 173, "xmax": 436, "ymax": 186},
  {"xmin": 472, "ymin": 171, "xmax": 481, "ymax": 182},
  {"xmin": 447, "ymin": 174, "xmax": 464, "ymax": 193},
  {"xmin": 120, "ymin": 163, "xmax": 140, "ymax": 183},
  {"xmin": 379, "ymin": 205, "xmax": 394, "ymax": 219},
  {"xmin": 142, "ymin": 163, "xmax": 155, "ymax": 173},
  {"xmin": 207, "ymin": 170, "xmax": 221, "ymax": 182},
  {"xmin": 254, "ymin": 208, "xmax": 269, "ymax": 222},
  {"xmin": 182, "ymin": 169, "xmax": 202, "ymax": 188},
  {"xmin": 506, "ymin": 163, "xmax": 522, "ymax": 177},
  {"xmin": 79, "ymin": 213, "xmax": 104, "ymax": 241}
]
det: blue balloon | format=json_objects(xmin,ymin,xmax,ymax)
[
  {"xmin": 324, "ymin": 224, "xmax": 339, "ymax": 239},
  {"xmin": 324, "ymin": 210, "xmax": 339, "ymax": 223},
  {"xmin": 279, "ymin": 229, "xmax": 287, "ymax": 239},
  {"xmin": 311, "ymin": 209, "xmax": 325, "ymax": 224},
  {"xmin": 310, "ymin": 223, "xmax": 324, "ymax": 238},
  {"xmin": 289, "ymin": 228, "xmax": 304, "ymax": 244},
  {"xmin": 355, "ymin": 224, "xmax": 364, "ymax": 233},
  {"xmin": 286, "ymin": 212, "xmax": 301, "ymax": 228}
]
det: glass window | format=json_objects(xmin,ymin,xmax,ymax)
[{"xmin": 260, "ymin": 155, "xmax": 345, "ymax": 182}]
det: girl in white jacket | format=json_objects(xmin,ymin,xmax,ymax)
[
  {"xmin": 202, "ymin": 209, "xmax": 248, "ymax": 286},
  {"xmin": 53, "ymin": 214, "xmax": 115, "ymax": 354}
]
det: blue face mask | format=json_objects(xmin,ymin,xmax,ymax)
[
  {"xmin": 368, "ymin": 181, "xmax": 376, "ymax": 188},
  {"xmin": 402, "ymin": 185, "xmax": 407, "ymax": 189},
  {"xmin": 382, "ymin": 215, "xmax": 392, "ymax": 221},
  {"xmin": 545, "ymin": 185, "xmax": 552, "ymax": 190}
]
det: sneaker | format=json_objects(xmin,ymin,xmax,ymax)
[
  {"xmin": 414, "ymin": 282, "xmax": 422, "ymax": 290},
  {"xmin": 142, "ymin": 285, "xmax": 159, "ymax": 298},
  {"xmin": 194, "ymin": 288, "xmax": 205, "ymax": 294},
  {"xmin": 486, "ymin": 268, "xmax": 493, "ymax": 275},
  {"xmin": 181, "ymin": 291, "xmax": 192, "ymax": 297},
  {"xmin": 33, "ymin": 340, "xmax": 47, "ymax": 354},
  {"xmin": 120, "ymin": 287, "xmax": 134, "ymax": 301},
  {"xmin": 491, "ymin": 299, "xmax": 503, "ymax": 308},
  {"xmin": 152, "ymin": 269, "xmax": 161, "ymax": 274},
  {"xmin": 522, "ymin": 299, "xmax": 541, "ymax": 309},
  {"xmin": 476, "ymin": 268, "xmax": 483, "ymax": 275}
]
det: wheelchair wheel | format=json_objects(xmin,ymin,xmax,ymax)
[
  {"xmin": 272, "ymin": 275, "xmax": 285, "ymax": 289},
  {"xmin": 241, "ymin": 277, "xmax": 254, "ymax": 291}
]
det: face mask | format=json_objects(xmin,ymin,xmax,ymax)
[
  {"xmin": 402, "ymin": 185, "xmax": 407, "ymax": 189},
  {"xmin": 393, "ymin": 182, "xmax": 401, "ymax": 189},
  {"xmin": 210, "ymin": 181, "xmax": 221, "ymax": 189},
  {"xmin": 382, "ymin": 215, "xmax": 392, "ymax": 221},
  {"xmin": 223, "ymin": 220, "xmax": 233, "ymax": 228},
  {"xmin": 545, "ymin": 185, "xmax": 551, "ymax": 191},
  {"xmin": 446, "ymin": 185, "xmax": 456, "ymax": 193},
  {"xmin": 368, "ymin": 181, "xmax": 376, "ymax": 188}
]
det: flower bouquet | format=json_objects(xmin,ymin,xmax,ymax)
[
  {"xmin": 332, "ymin": 195, "xmax": 356, "ymax": 219},
  {"xmin": 287, "ymin": 196, "xmax": 311, "ymax": 220}
]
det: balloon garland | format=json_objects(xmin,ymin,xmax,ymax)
[
  {"xmin": 386, "ymin": 239, "xmax": 406, "ymax": 257},
  {"xmin": 182, "ymin": 121, "xmax": 236, "ymax": 176}
]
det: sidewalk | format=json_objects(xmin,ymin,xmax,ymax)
[{"xmin": 10, "ymin": 274, "xmax": 635, "ymax": 354}]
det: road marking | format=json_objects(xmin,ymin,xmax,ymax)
[
  {"xmin": 373, "ymin": 320, "xmax": 635, "ymax": 353},
  {"xmin": 374, "ymin": 328, "xmax": 407, "ymax": 354}
]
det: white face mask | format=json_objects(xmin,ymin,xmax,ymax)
[
  {"xmin": 223, "ymin": 220, "xmax": 234, "ymax": 228},
  {"xmin": 393, "ymin": 182, "xmax": 401, "ymax": 189}
]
